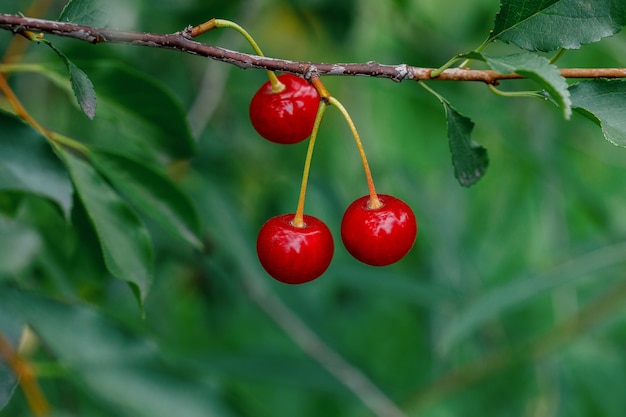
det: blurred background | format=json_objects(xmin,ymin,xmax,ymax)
[{"xmin": 3, "ymin": 0, "xmax": 626, "ymax": 416}]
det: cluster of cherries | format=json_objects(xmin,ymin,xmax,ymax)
[
  {"xmin": 199, "ymin": 18, "xmax": 417, "ymax": 284},
  {"xmin": 250, "ymin": 74, "xmax": 417, "ymax": 284}
]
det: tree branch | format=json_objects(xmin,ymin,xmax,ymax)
[{"xmin": 1, "ymin": 13, "xmax": 626, "ymax": 84}]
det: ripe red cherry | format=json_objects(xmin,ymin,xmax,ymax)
[
  {"xmin": 249, "ymin": 74, "xmax": 320, "ymax": 144},
  {"xmin": 256, "ymin": 214, "xmax": 334, "ymax": 284},
  {"xmin": 341, "ymin": 194, "xmax": 417, "ymax": 266}
]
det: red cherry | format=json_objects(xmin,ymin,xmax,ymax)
[
  {"xmin": 249, "ymin": 74, "xmax": 320, "ymax": 144},
  {"xmin": 256, "ymin": 214, "xmax": 334, "ymax": 284},
  {"xmin": 341, "ymin": 194, "xmax": 417, "ymax": 266}
]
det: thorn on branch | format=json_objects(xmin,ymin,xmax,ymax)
[
  {"xmin": 93, "ymin": 33, "xmax": 107, "ymax": 43},
  {"xmin": 303, "ymin": 64, "xmax": 319, "ymax": 81},
  {"xmin": 180, "ymin": 25, "xmax": 194, "ymax": 40},
  {"xmin": 11, "ymin": 25, "xmax": 24, "ymax": 34}
]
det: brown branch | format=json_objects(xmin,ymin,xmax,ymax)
[{"xmin": 1, "ymin": 13, "xmax": 626, "ymax": 84}]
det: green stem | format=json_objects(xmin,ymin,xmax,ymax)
[
  {"xmin": 50, "ymin": 132, "xmax": 90, "ymax": 155},
  {"xmin": 549, "ymin": 48, "xmax": 567, "ymax": 65},
  {"xmin": 473, "ymin": 37, "xmax": 491, "ymax": 54},
  {"xmin": 430, "ymin": 54, "xmax": 464, "ymax": 78},
  {"xmin": 327, "ymin": 96, "xmax": 381, "ymax": 209},
  {"xmin": 418, "ymin": 80, "xmax": 446, "ymax": 102},
  {"xmin": 432, "ymin": 37, "xmax": 491, "ymax": 77},
  {"xmin": 487, "ymin": 84, "xmax": 547, "ymax": 99},
  {"xmin": 292, "ymin": 101, "xmax": 327, "ymax": 228},
  {"xmin": 212, "ymin": 19, "xmax": 284, "ymax": 92},
  {"xmin": 0, "ymin": 63, "xmax": 46, "ymax": 74}
]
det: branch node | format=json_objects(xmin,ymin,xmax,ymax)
[
  {"xmin": 93, "ymin": 33, "xmax": 107, "ymax": 43},
  {"xmin": 12, "ymin": 25, "xmax": 26, "ymax": 34},
  {"xmin": 304, "ymin": 64, "xmax": 319, "ymax": 81},
  {"xmin": 392, "ymin": 63, "xmax": 410, "ymax": 82},
  {"xmin": 180, "ymin": 25, "xmax": 193, "ymax": 40}
]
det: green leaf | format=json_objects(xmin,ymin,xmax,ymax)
[
  {"xmin": 491, "ymin": 0, "xmax": 560, "ymax": 42},
  {"xmin": 195, "ymin": 353, "xmax": 349, "ymax": 393},
  {"xmin": 59, "ymin": 147, "xmax": 153, "ymax": 303},
  {"xmin": 570, "ymin": 79, "xmax": 626, "ymax": 147},
  {"xmin": 442, "ymin": 101, "xmax": 489, "ymax": 187},
  {"xmin": 0, "ymin": 111, "xmax": 73, "ymax": 217},
  {"xmin": 43, "ymin": 41, "xmax": 97, "ymax": 119},
  {"xmin": 89, "ymin": 150, "xmax": 203, "ymax": 249},
  {"xmin": 59, "ymin": 0, "xmax": 110, "ymax": 27},
  {"xmin": 0, "ymin": 216, "xmax": 41, "ymax": 280},
  {"xmin": 85, "ymin": 62, "xmax": 196, "ymax": 161},
  {"xmin": 483, "ymin": 53, "xmax": 572, "ymax": 118},
  {"xmin": 491, "ymin": 0, "xmax": 626, "ymax": 51},
  {"xmin": 0, "ymin": 287, "xmax": 235, "ymax": 417},
  {"xmin": 437, "ymin": 241, "xmax": 626, "ymax": 354}
]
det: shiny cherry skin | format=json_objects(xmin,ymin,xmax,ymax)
[
  {"xmin": 341, "ymin": 194, "xmax": 417, "ymax": 266},
  {"xmin": 257, "ymin": 214, "xmax": 334, "ymax": 284},
  {"xmin": 249, "ymin": 74, "xmax": 320, "ymax": 144}
]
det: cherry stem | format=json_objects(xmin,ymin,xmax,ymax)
[
  {"xmin": 327, "ymin": 96, "xmax": 381, "ymax": 209},
  {"xmin": 292, "ymin": 100, "xmax": 327, "ymax": 228},
  {"xmin": 549, "ymin": 48, "xmax": 567, "ymax": 65},
  {"xmin": 310, "ymin": 72, "xmax": 380, "ymax": 208},
  {"xmin": 310, "ymin": 75, "xmax": 330, "ymax": 99},
  {"xmin": 190, "ymin": 18, "xmax": 284, "ymax": 93}
]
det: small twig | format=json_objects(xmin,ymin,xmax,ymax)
[
  {"xmin": 0, "ymin": 332, "xmax": 50, "ymax": 416},
  {"xmin": 1, "ymin": 14, "xmax": 626, "ymax": 84}
]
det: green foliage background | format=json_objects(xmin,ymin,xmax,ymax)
[{"xmin": 2, "ymin": 0, "xmax": 626, "ymax": 416}]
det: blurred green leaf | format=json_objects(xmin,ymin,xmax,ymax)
[
  {"xmin": 332, "ymin": 264, "xmax": 459, "ymax": 307},
  {"xmin": 483, "ymin": 53, "xmax": 571, "ymax": 118},
  {"xmin": 570, "ymin": 79, "xmax": 626, "ymax": 147},
  {"xmin": 42, "ymin": 41, "xmax": 97, "ymax": 119},
  {"xmin": 0, "ymin": 286, "xmax": 235, "ymax": 417},
  {"xmin": 89, "ymin": 149, "xmax": 203, "ymax": 249},
  {"xmin": 0, "ymin": 111, "xmax": 73, "ymax": 217},
  {"xmin": 442, "ymin": 100, "xmax": 488, "ymax": 187},
  {"xmin": 563, "ymin": 341, "xmax": 626, "ymax": 416},
  {"xmin": 0, "ymin": 306, "xmax": 22, "ymax": 412},
  {"xmin": 86, "ymin": 62, "xmax": 196, "ymax": 161},
  {"xmin": 437, "ymin": 241, "xmax": 626, "ymax": 354},
  {"xmin": 192, "ymin": 353, "xmax": 349, "ymax": 394},
  {"xmin": 491, "ymin": 0, "xmax": 626, "ymax": 51},
  {"xmin": 59, "ymin": 147, "xmax": 153, "ymax": 304},
  {"xmin": 0, "ymin": 216, "xmax": 41, "ymax": 280},
  {"xmin": 59, "ymin": 0, "xmax": 110, "ymax": 26}
]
